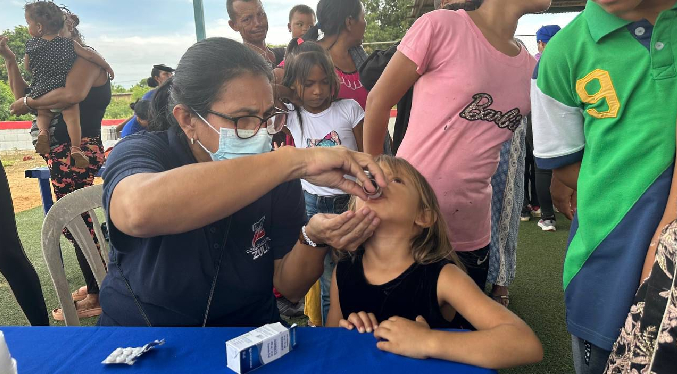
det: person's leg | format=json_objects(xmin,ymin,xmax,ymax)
[
  {"xmin": 35, "ymin": 110, "xmax": 55, "ymax": 155},
  {"xmin": 456, "ymin": 245, "xmax": 491, "ymax": 291},
  {"xmin": 61, "ymin": 105, "xmax": 88, "ymax": 169},
  {"xmin": 46, "ymin": 139, "xmax": 104, "ymax": 312},
  {"xmin": 301, "ymin": 191, "xmax": 322, "ymax": 325},
  {"xmin": 571, "ymin": 335, "xmax": 612, "ymax": 374},
  {"xmin": 0, "ymin": 161, "xmax": 49, "ymax": 326},
  {"xmin": 535, "ymin": 167, "xmax": 555, "ymax": 219}
]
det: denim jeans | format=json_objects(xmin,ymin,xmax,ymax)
[
  {"xmin": 571, "ymin": 335, "xmax": 611, "ymax": 374},
  {"xmin": 303, "ymin": 191, "xmax": 351, "ymax": 325}
]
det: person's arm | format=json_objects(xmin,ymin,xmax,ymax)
[
  {"xmin": 374, "ymin": 265, "xmax": 543, "ymax": 369},
  {"xmin": 0, "ymin": 37, "xmax": 28, "ymax": 100},
  {"xmin": 326, "ymin": 267, "xmax": 344, "ymax": 327},
  {"xmin": 116, "ymin": 117, "xmax": 133, "ymax": 135},
  {"xmin": 550, "ymin": 174, "xmax": 577, "ymax": 220},
  {"xmin": 363, "ymin": 52, "xmax": 419, "ymax": 155},
  {"xmin": 352, "ymin": 120, "xmax": 364, "ymax": 153},
  {"xmin": 109, "ymin": 145, "xmax": 385, "ymax": 238},
  {"xmin": 10, "ymin": 56, "xmax": 103, "ymax": 113},
  {"xmin": 553, "ymin": 161, "xmax": 580, "ymax": 191},
  {"xmin": 73, "ymin": 42, "xmax": 114, "ymax": 79},
  {"xmin": 641, "ymin": 120, "xmax": 677, "ymax": 282}
]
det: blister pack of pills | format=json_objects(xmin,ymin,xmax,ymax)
[{"xmin": 101, "ymin": 339, "xmax": 165, "ymax": 365}]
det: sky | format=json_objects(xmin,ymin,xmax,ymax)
[{"xmin": 1, "ymin": 0, "xmax": 580, "ymax": 87}]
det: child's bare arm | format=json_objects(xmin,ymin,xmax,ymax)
[
  {"xmin": 326, "ymin": 268, "xmax": 343, "ymax": 327},
  {"xmin": 73, "ymin": 42, "xmax": 114, "ymax": 80},
  {"xmin": 23, "ymin": 54, "xmax": 30, "ymax": 73},
  {"xmin": 352, "ymin": 120, "xmax": 364, "ymax": 153},
  {"xmin": 328, "ymin": 267, "xmax": 379, "ymax": 331},
  {"xmin": 375, "ymin": 265, "xmax": 543, "ymax": 369}
]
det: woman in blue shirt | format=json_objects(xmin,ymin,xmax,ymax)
[{"xmin": 99, "ymin": 37, "xmax": 384, "ymax": 326}]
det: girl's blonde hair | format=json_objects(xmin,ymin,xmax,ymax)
[{"xmin": 348, "ymin": 155, "xmax": 464, "ymax": 269}]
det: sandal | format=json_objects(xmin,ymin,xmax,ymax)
[
  {"xmin": 70, "ymin": 146, "xmax": 89, "ymax": 169},
  {"xmin": 71, "ymin": 286, "xmax": 88, "ymax": 302},
  {"xmin": 52, "ymin": 304, "xmax": 102, "ymax": 321},
  {"xmin": 35, "ymin": 130, "xmax": 50, "ymax": 155}
]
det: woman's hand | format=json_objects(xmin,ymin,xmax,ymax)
[
  {"xmin": 305, "ymin": 209, "xmax": 380, "ymax": 251},
  {"xmin": 9, "ymin": 97, "xmax": 30, "ymax": 116},
  {"xmin": 296, "ymin": 146, "xmax": 387, "ymax": 201},
  {"xmin": 339, "ymin": 312, "xmax": 379, "ymax": 333},
  {"xmin": 374, "ymin": 316, "xmax": 433, "ymax": 359},
  {"xmin": 0, "ymin": 36, "xmax": 16, "ymax": 61},
  {"xmin": 274, "ymin": 84, "xmax": 302, "ymax": 107}
]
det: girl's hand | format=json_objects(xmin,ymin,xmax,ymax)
[
  {"xmin": 106, "ymin": 67, "xmax": 115, "ymax": 80},
  {"xmin": 374, "ymin": 316, "xmax": 432, "ymax": 359},
  {"xmin": 338, "ymin": 312, "xmax": 379, "ymax": 333},
  {"xmin": 298, "ymin": 146, "xmax": 387, "ymax": 201},
  {"xmin": 9, "ymin": 97, "xmax": 29, "ymax": 116},
  {"xmin": 304, "ymin": 209, "xmax": 379, "ymax": 252},
  {"xmin": 0, "ymin": 36, "xmax": 16, "ymax": 61}
]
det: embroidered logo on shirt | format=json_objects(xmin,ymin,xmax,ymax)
[
  {"xmin": 459, "ymin": 93, "xmax": 523, "ymax": 131},
  {"xmin": 575, "ymin": 69, "xmax": 620, "ymax": 119},
  {"xmin": 247, "ymin": 216, "xmax": 270, "ymax": 260},
  {"xmin": 307, "ymin": 131, "xmax": 341, "ymax": 148}
]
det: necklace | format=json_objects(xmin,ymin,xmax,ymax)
[{"xmin": 244, "ymin": 41, "xmax": 274, "ymax": 64}]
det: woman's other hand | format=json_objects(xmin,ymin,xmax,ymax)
[
  {"xmin": 0, "ymin": 36, "xmax": 17, "ymax": 61},
  {"xmin": 305, "ymin": 208, "xmax": 380, "ymax": 251}
]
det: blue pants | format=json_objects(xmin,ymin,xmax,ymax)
[{"xmin": 303, "ymin": 191, "xmax": 350, "ymax": 325}]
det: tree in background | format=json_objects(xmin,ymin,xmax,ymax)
[
  {"xmin": 0, "ymin": 26, "xmax": 31, "ymax": 83},
  {"xmin": 363, "ymin": 0, "xmax": 413, "ymax": 53}
]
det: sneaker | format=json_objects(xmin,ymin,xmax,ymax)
[
  {"xmin": 521, "ymin": 210, "xmax": 531, "ymax": 222},
  {"xmin": 538, "ymin": 219, "xmax": 556, "ymax": 231},
  {"xmin": 531, "ymin": 206, "xmax": 542, "ymax": 218}
]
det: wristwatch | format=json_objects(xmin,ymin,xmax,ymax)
[{"xmin": 299, "ymin": 226, "xmax": 328, "ymax": 248}]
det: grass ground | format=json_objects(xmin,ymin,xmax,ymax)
[{"xmin": 0, "ymin": 207, "xmax": 574, "ymax": 372}]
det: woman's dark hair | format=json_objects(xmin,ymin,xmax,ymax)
[
  {"xmin": 131, "ymin": 100, "xmax": 151, "ymax": 121},
  {"xmin": 25, "ymin": 1, "xmax": 65, "ymax": 35},
  {"xmin": 59, "ymin": 6, "xmax": 84, "ymax": 44},
  {"xmin": 281, "ymin": 38, "xmax": 339, "ymax": 138},
  {"xmin": 149, "ymin": 37, "xmax": 273, "ymax": 132},
  {"xmin": 303, "ymin": 0, "xmax": 361, "ymax": 41},
  {"xmin": 147, "ymin": 67, "xmax": 161, "ymax": 88}
]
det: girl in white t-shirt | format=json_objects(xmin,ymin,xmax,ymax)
[{"xmin": 281, "ymin": 39, "xmax": 364, "ymax": 326}]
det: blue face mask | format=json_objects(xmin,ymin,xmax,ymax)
[{"xmin": 194, "ymin": 111, "xmax": 272, "ymax": 160}]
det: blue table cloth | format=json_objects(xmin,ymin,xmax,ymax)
[{"xmin": 2, "ymin": 326, "xmax": 495, "ymax": 374}]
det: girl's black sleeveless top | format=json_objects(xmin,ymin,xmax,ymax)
[{"xmin": 336, "ymin": 250, "xmax": 464, "ymax": 329}]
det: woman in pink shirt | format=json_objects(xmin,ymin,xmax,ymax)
[
  {"xmin": 302, "ymin": 0, "xmax": 368, "ymax": 109},
  {"xmin": 363, "ymin": 0, "xmax": 550, "ymax": 290}
]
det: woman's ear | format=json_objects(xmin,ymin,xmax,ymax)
[
  {"xmin": 415, "ymin": 209, "xmax": 435, "ymax": 229},
  {"xmin": 344, "ymin": 17, "xmax": 353, "ymax": 33},
  {"xmin": 173, "ymin": 104, "xmax": 198, "ymax": 141}
]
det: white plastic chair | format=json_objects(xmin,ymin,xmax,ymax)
[{"xmin": 41, "ymin": 184, "xmax": 109, "ymax": 326}]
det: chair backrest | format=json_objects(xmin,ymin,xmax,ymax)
[{"xmin": 41, "ymin": 184, "xmax": 108, "ymax": 326}]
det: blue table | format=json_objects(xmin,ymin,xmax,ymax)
[
  {"xmin": 25, "ymin": 166, "xmax": 105, "ymax": 215},
  {"xmin": 1, "ymin": 326, "xmax": 495, "ymax": 374}
]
